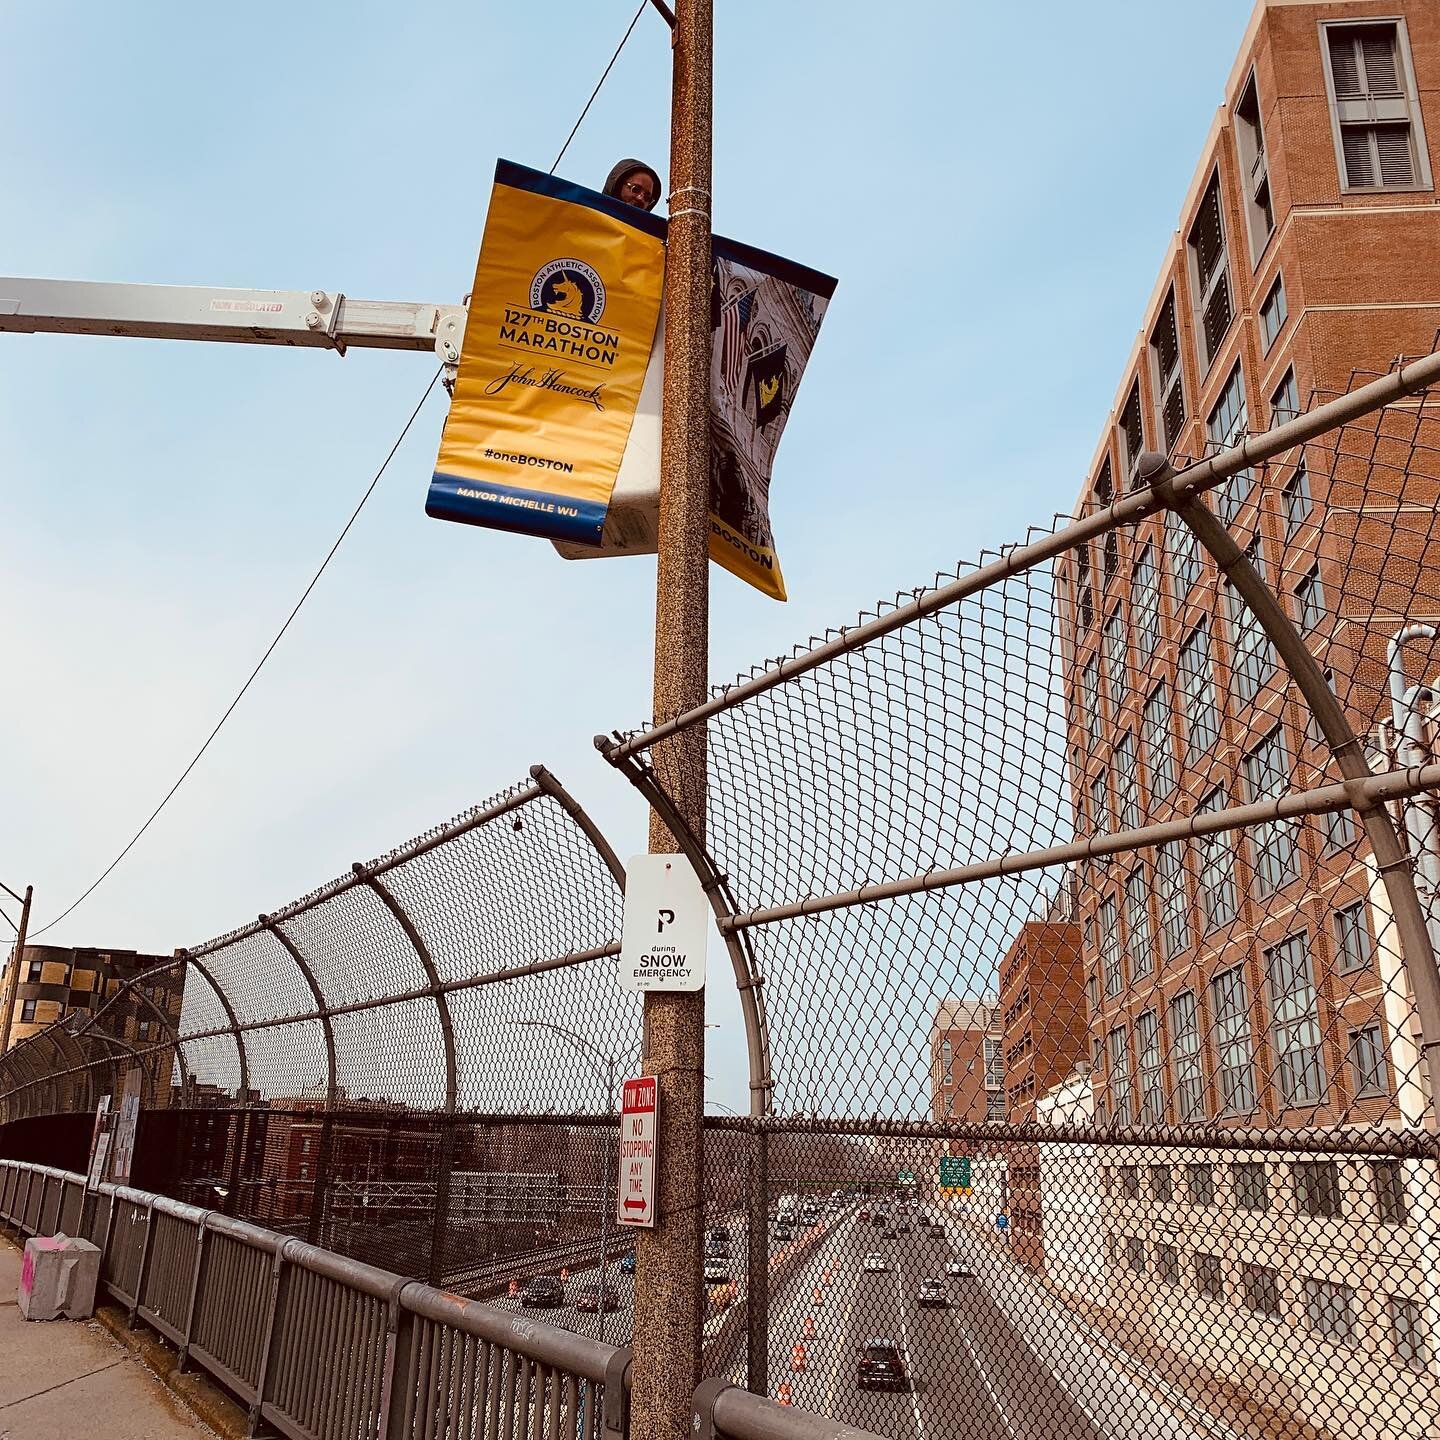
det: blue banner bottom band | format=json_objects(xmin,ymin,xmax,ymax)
[{"xmin": 425, "ymin": 471, "xmax": 607, "ymax": 546}]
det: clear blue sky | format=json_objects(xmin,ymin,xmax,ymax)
[{"xmin": 0, "ymin": 1, "xmax": 1256, "ymax": 1110}]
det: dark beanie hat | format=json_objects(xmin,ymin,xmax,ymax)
[{"xmin": 603, "ymin": 158, "xmax": 663, "ymax": 211}]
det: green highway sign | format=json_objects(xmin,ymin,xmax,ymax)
[{"xmin": 939, "ymin": 1155, "xmax": 971, "ymax": 1189}]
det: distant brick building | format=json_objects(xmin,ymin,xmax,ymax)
[
  {"xmin": 929, "ymin": 998, "xmax": 1003, "ymax": 1123},
  {"xmin": 2, "ymin": 944, "xmax": 181, "ymax": 1054}
]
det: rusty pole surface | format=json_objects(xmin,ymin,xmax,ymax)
[
  {"xmin": 630, "ymin": 3, "xmax": 712, "ymax": 1439},
  {"xmin": 0, "ymin": 886, "xmax": 34, "ymax": 1057}
]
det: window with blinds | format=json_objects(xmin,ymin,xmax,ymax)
[
  {"xmin": 1150, "ymin": 290, "xmax": 1186, "ymax": 451},
  {"xmin": 1188, "ymin": 175, "xmax": 1232, "ymax": 368},
  {"xmin": 1324, "ymin": 22, "xmax": 1431, "ymax": 191},
  {"xmin": 1234, "ymin": 74, "xmax": 1274, "ymax": 262},
  {"xmin": 1119, "ymin": 381, "xmax": 1145, "ymax": 483}
]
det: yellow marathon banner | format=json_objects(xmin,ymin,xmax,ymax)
[
  {"xmin": 429, "ymin": 159, "xmax": 837, "ymax": 600},
  {"xmin": 427, "ymin": 160, "xmax": 666, "ymax": 545}
]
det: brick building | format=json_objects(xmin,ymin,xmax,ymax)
[
  {"xmin": 2, "ymin": 944, "xmax": 181, "ymax": 1053},
  {"xmin": 1051, "ymin": 2, "xmax": 1440, "ymax": 1432},
  {"xmin": 929, "ymin": 997, "xmax": 1003, "ymax": 1123}
]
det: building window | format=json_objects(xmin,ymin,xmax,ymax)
[
  {"xmin": 1389, "ymin": 1296, "xmax": 1428, "ymax": 1370},
  {"xmin": 1132, "ymin": 546, "xmax": 1160, "ymax": 660},
  {"xmin": 1119, "ymin": 1166, "xmax": 1141, "ymax": 1199},
  {"xmin": 1178, "ymin": 624, "xmax": 1220, "ymax": 763},
  {"xmin": 1189, "ymin": 173, "xmax": 1233, "ymax": 369},
  {"xmin": 299, "ymin": 1164, "xmax": 310, "ymax": 1181},
  {"xmin": 1276, "ymin": 479, "xmax": 1310, "ymax": 566},
  {"xmin": 1115, "ymin": 736, "xmax": 1139, "ymax": 831},
  {"xmin": 1270, "ymin": 367, "xmax": 1298, "ymax": 426},
  {"xmin": 1246, "ymin": 727, "xmax": 1299, "ymax": 895},
  {"xmin": 1323, "ymin": 802, "xmax": 1355, "ymax": 855},
  {"xmin": 1109, "ymin": 1025, "xmax": 1133, "ymax": 1125},
  {"xmin": 1103, "ymin": 610, "xmax": 1127, "ymax": 713},
  {"xmin": 1234, "ymin": 74, "xmax": 1274, "ymax": 262},
  {"xmin": 1074, "ymin": 546, "xmax": 1095, "ymax": 634},
  {"xmin": 1186, "ymin": 1162, "xmax": 1215, "ymax": 1206},
  {"xmin": 136, "ymin": 1020, "xmax": 153, "ymax": 1042},
  {"xmin": 1194, "ymin": 1252, "xmax": 1225, "ymax": 1300},
  {"xmin": 26, "ymin": 960, "xmax": 43, "ymax": 983},
  {"xmin": 1207, "ymin": 364, "xmax": 1251, "ymax": 523},
  {"xmin": 1294, "ymin": 1160, "xmax": 1342, "ymax": 1218},
  {"xmin": 1154, "ymin": 1243, "xmax": 1180, "ymax": 1284},
  {"xmin": 1243, "ymin": 1263, "xmax": 1284, "ymax": 1318},
  {"xmin": 1082, "ymin": 659, "xmax": 1100, "ymax": 750},
  {"xmin": 1125, "ymin": 865, "xmax": 1154, "ymax": 979},
  {"xmin": 1090, "ymin": 772, "xmax": 1109, "ymax": 835},
  {"xmin": 1227, "ymin": 580, "xmax": 1274, "ymax": 708},
  {"xmin": 1373, "ymin": 1161, "xmax": 1407, "ymax": 1225},
  {"xmin": 1267, "ymin": 934, "xmax": 1327, "ymax": 1108},
  {"xmin": 1136, "ymin": 1010, "xmax": 1165, "ymax": 1124},
  {"xmin": 1304, "ymin": 1277, "xmax": 1357, "ymax": 1345},
  {"xmin": 1349, "ymin": 1024, "xmax": 1389, "ymax": 1099},
  {"xmin": 1120, "ymin": 381, "xmax": 1145, "ymax": 484},
  {"xmin": 1169, "ymin": 991, "xmax": 1206, "ymax": 1121},
  {"xmin": 1125, "ymin": 1236, "xmax": 1147, "ymax": 1273},
  {"xmin": 1196, "ymin": 788, "xmax": 1238, "ymax": 932},
  {"xmin": 1294, "ymin": 564, "xmax": 1325, "ymax": 632},
  {"xmin": 1234, "ymin": 1161, "xmax": 1269, "ymax": 1211},
  {"xmin": 1151, "ymin": 290, "xmax": 1186, "ymax": 451},
  {"xmin": 1323, "ymin": 22, "xmax": 1431, "ymax": 192},
  {"xmin": 1158, "ymin": 843, "xmax": 1190, "ymax": 960},
  {"xmin": 20, "ymin": 999, "xmax": 37, "ymax": 1023},
  {"xmin": 1150, "ymin": 1163, "xmax": 1174, "ymax": 1203},
  {"xmin": 1260, "ymin": 276, "xmax": 1287, "ymax": 352},
  {"xmin": 1166, "ymin": 510, "xmax": 1201, "ymax": 600},
  {"xmin": 983, "ymin": 1035, "xmax": 1004, "ymax": 1090},
  {"xmin": 1142, "ymin": 685, "xmax": 1175, "ymax": 803},
  {"xmin": 1212, "ymin": 963, "xmax": 1257, "ymax": 1115},
  {"xmin": 1334, "ymin": 901, "xmax": 1373, "ymax": 972}
]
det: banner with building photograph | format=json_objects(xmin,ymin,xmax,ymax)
[
  {"xmin": 427, "ymin": 160, "xmax": 666, "ymax": 545},
  {"xmin": 707, "ymin": 236, "xmax": 836, "ymax": 600}
]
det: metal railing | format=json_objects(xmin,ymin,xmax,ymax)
[{"xmin": 0, "ymin": 1158, "xmax": 877, "ymax": 1440}]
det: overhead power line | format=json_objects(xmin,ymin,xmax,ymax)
[
  {"xmin": 32, "ymin": 367, "xmax": 443, "ymax": 939},
  {"xmin": 550, "ymin": 1, "xmax": 651, "ymax": 175}
]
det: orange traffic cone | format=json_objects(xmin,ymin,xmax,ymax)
[
  {"xmin": 776, "ymin": 1383, "xmax": 793, "ymax": 1407},
  {"xmin": 803, "ymin": 1314, "xmax": 816, "ymax": 1339},
  {"xmin": 791, "ymin": 1341, "xmax": 807, "ymax": 1372},
  {"xmin": 823, "ymin": 1268, "xmax": 832, "ymax": 1284},
  {"xmin": 560, "ymin": 1266, "xmax": 570, "ymax": 1282},
  {"xmin": 812, "ymin": 1286, "xmax": 823, "ymax": 1305},
  {"xmin": 508, "ymin": 1278, "xmax": 519, "ymax": 1298}
]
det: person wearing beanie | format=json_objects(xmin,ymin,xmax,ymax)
[{"xmin": 603, "ymin": 158, "xmax": 662, "ymax": 211}]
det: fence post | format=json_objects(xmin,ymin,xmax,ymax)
[
  {"xmin": 249, "ymin": 1247, "xmax": 289, "ymax": 1439},
  {"xmin": 378, "ymin": 1289, "xmax": 419, "ymax": 1440},
  {"xmin": 130, "ymin": 1199, "xmax": 157, "ymax": 1327},
  {"xmin": 178, "ymin": 1213, "xmax": 208, "ymax": 1371},
  {"xmin": 745, "ymin": 1127, "xmax": 768, "ymax": 1397}
]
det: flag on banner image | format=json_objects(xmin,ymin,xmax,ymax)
[
  {"xmin": 720, "ymin": 287, "xmax": 756, "ymax": 396},
  {"xmin": 745, "ymin": 341, "xmax": 787, "ymax": 428}
]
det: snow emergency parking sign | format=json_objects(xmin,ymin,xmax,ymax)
[{"xmin": 619, "ymin": 854, "xmax": 709, "ymax": 992}]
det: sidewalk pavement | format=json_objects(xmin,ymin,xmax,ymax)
[{"xmin": 0, "ymin": 1236, "xmax": 213, "ymax": 1440}]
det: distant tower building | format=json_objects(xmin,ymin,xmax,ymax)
[{"xmin": 930, "ymin": 997, "xmax": 1004, "ymax": 1123}]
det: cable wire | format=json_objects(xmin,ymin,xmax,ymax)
[
  {"xmin": 550, "ymin": 1, "xmax": 649, "ymax": 175},
  {"xmin": 32, "ymin": 367, "xmax": 444, "ymax": 939}
]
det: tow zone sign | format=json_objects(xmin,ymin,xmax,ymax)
[{"xmin": 617, "ymin": 1075, "xmax": 658, "ymax": 1228}]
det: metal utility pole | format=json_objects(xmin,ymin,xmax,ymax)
[
  {"xmin": 0, "ymin": 884, "xmax": 34, "ymax": 1056},
  {"xmin": 631, "ymin": 2, "xmax": 712, "ymax": 1438}
]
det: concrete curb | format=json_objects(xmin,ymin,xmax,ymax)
[{"xmin": 92, "ymin": 1302, "xmax": 248, "ymax": 1440}]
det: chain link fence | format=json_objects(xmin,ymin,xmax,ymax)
[{"xmin": 5, "ymin": 354, "xmax": 1440, "ymax": 1438}]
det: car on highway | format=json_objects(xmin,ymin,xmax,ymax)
[
  {"xmin": 619, "ymin": 1251, "xmax": 636, "ymax": 1274},
  {"xmin": 862, "ymin": 1252, "xmax": 888, "ymax": 1273},
  {"xmin": 703, "ymin": 1258, "xmax": 730, "ymax": 1283},
  {"xmin": 520, "ymin": 1276, "xmax": 564, "ymax": 1308},
  {"xmin": 773, "ymin": 1224, "xmax": 795, "ymax": 1242},
  {"xmin": 871, "ymin": 1211, "xmax": 888, "ymax": 1227},
  {"xmin": 705, "ymin": 1237, "xmax": 729, "ymax": 1258},
  {"xmin": 858, "ymin": 1207, "xmax": 871, "ymax": 1221},
  {"xmin": 856, "ymin": 1338, "xmax": 908, "ymax": 1391},
  {"xmin": 925, "ymin": 1219, "xmax": 946, "ymax": 1237},
  {"xmin": 896, "ymin": 1219, "xmax": 912, "ymax": 1234},
  {"xmin": 708, "ymin": 1226, "xmax": 732, "ymax": 1244},
  {"xmin": 945, "ymin": 1259, "xmax": 975, "ymax": 1278},
  {"xmin": 916, "ymin": 1277, "xmax": 949, "ymax": 1308},
  {"xmin": 576, "ymin": 1283, "xmax": 618, "ymax": 1313}
]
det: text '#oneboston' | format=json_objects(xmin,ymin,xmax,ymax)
[{"xmin": 427, "ymin": 159, "xmax": 666, "ymax": 545}]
